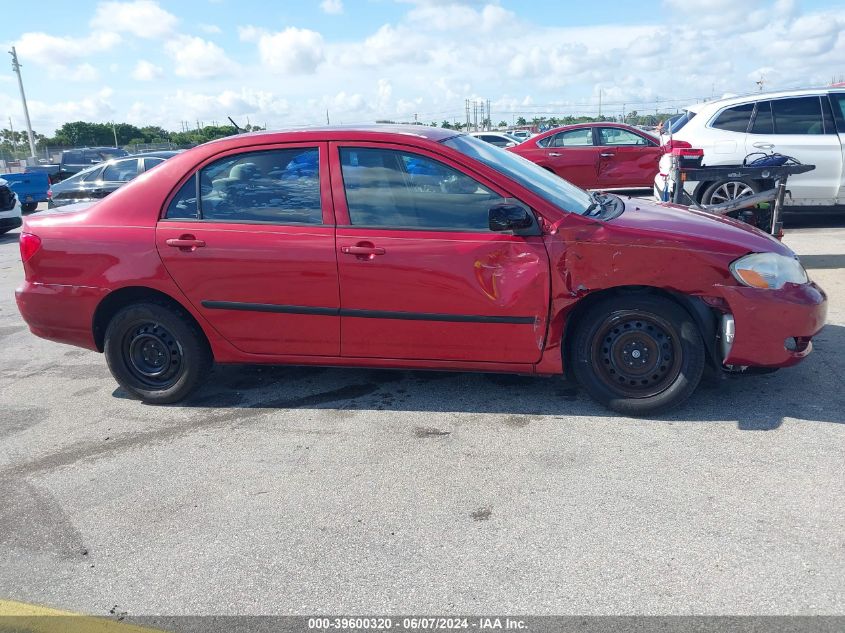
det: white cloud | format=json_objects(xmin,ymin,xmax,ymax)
[
  {"xmin": 14, "ymin": 31, "xmax": 121, "ymax": 66},
  {"xmin": 199, "ymin": 23, "xmax": 222, "ymax": 34},
  {"xmin": 165, "ymin": 35, "xmax": 238, "ymax": 79},
  {"xmin": 246, "ymin": 27, "xmax": 325, "ymax": 74},
  {"xmin": 131, "ymin": 60, "xmax": 164, "ymax": 81},
  {"xmin": 90, "ymin": 0, "xmax": 178, "ymax": 38},
  {"xmin": 320, "ymin": 0, "xmax": 343, "ymax": 14},
  {"xmin": 68, "ymin": 63, "xmax": 100, "ymax": 82}
]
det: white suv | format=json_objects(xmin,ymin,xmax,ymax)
[{"xmin": 655, "ymin": 88, "xmax": 845, "ymax": 207}]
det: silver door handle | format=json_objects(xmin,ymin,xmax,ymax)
[
  {"xmin": 600, "ymin": 152, "xmax": 614, "ymax": 157},
  {"xmin": 548, "ymin": 152, "xmax": 562, "ymax": 156},
  {"xmin": 753, "ymin": 142, "xmax": 774, "ymax": 149}
]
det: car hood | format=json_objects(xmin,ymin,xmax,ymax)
[{"xmin": 604, "ymin": 198, "xmax": 792, "ymax": 256}]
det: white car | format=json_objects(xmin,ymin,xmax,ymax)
[
  {"xmin": 655, "ymin": 88, "xmax": 845, "ymax": 207},
  {"xmin": 469, "ymin": 131, "xmax": 520, "ymax": 148},
  {"xmin": 0, "ymin": 177, "xmax": 23, "ymax": 235},
  {"xmin": 509, "ymin": 129, "xmax": 534, "ymax": 142}
]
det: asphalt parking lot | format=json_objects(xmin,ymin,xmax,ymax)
[{"xmin": 0, "ymin": 209, "xmax": 843, "ymax": 618}]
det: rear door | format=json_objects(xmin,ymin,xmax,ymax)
[
  {"xmin": 745, "ymin": 96, "xmax": 842, "ymax": 202},
  {"xmin": 532, "ymin": 128, "xmax": 599, "ymax": 187},
  {"xmin": 331, "ymin": 142, "xmax": 550, "ymax": 363},
  {"xmin": 156, "ymin": 143, "xmax": 340, "ymax": 356},
  {"xmin": 594, "ymin": 127, "xmax": 662, "ymax": 188}
]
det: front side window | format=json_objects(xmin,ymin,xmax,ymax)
[
  {"xmin": 102, "ymin": 159, "xmax": 140, "ymax": 182},
  {"xmin": 164, "ymin": 147, "xmax": 322, "ymax": 224},
  {"xmin": 712, "ymin": 103, "xmax": 754, "ymax": 132},
  {"xmin": 340, "ymin": 147, "xmax": 504, "ymax": 230},
  {"xmin": 771, "ymin": 97, "xmax": 824, "ymax": 135},
  {"xmin": 597, "ymin": 128, "xmax": 652, "ymax": 146},
  {"xmin": 830, "ymin": 93, "xmax": 845, "ymax": 133}
]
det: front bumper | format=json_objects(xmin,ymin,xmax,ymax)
[{"xmin": 721, "ymin": 281, "xmax": 827, "ymax": 368}]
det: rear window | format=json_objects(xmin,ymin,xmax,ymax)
[
  {"xmin": 666, "ymin": 111, "xmax": 695, "ymax": 134},
  {"xmin": 711, "ymin": 103, "xmax": 754, "ymax": 133}
]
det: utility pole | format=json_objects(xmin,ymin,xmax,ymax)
[
  {"xmin": 9, "ymin": 47, "xmax": 37, "ymax": 159},
  {"xmin": 111, "ymin": 121, "xmax": 118, "ymax": 147},
  {"xmin": 465, "ymin": 99, "xmax": 471, "ymax": 131},
  {"xmin": 486, "ymin": 99, "xmax": 491, "ymax": 130},
  {"xmin": 326, "ymin": 109, "xmax": 330, "ymax": 125},
  {"xmin": 598, "ymin": 88, "xmax": 602, "ymax": 119},
  {"xmin": 8, "ymin": 117, "xmax": 15, "ymax": 158}
]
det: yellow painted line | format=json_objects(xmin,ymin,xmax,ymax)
[{"xmin": 0, "ymin": 599, "xmax": 169, "ymax": 633}]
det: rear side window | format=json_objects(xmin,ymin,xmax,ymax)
[
  {"xmin": 165, "ymin": 147, "xmax": 322, "ymax": 224},
  {"xmin": 102, "ymin": 159, "xmax": 139, "ymax": 182},
  {"xmin": 771, "ymin": 97, "xmax": 824, "ymax": 135},
  {"xmin": 712, "ymin": 103, "xmax": 754, "ymax": 132},
  {"xmin": 538, "ymin": 128, "xmax": 593, "ymax": 148},
  {"xmin": 666, "ymin": 111, "xmax": 695, "ymax": 134},
  {"xmin": 751, "ymin": 101, "xmax": 774, "ymax": 134},
  {"xmin": 339, "ymin": 147, "xmax": 503, "ymax": 230},
  {"xmin": 144, "ymin": 157, "xmax": 165, "ymax": 171}
]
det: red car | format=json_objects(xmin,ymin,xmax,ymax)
[
  {"xmin": 508, "ymin": 122, "xmax": 662, "ymax": 189},
  {"xmin": 15, "ymin": 126, "xmax": 827, "ymax": 415}
]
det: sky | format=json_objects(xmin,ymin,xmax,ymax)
[{"xmin": 1, "ymin": 0, "xmax": 844, "ymax": 135}]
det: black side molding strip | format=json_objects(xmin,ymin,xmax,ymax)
[
  {"xmin": 201, "ymin": 301, "xmax": 337, "ymax": 316},
  {"xmin": 201, "ymin": 300, "xmax": 535, "ymax": 324}
]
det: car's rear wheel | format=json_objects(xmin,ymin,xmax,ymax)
[
  {"xmin": 21, "ymin": 202, "xmax": 38, "ymax": 213},
  {"xmin": 572, "ymin": 295, "xmax": 705, "ymax": 415},
  {"xmin": 104, "ymin": 301, "xmax": 211, "ymax": 404},
  {"xmin": 701, "ymin": 178, "xmax": 759, "ymax": 205}
]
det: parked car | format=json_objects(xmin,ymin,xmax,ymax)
[
  {"xmin": 27, "ymin": 146, "xmax": 131, "ymax": 184},
  {"xmin": 15, "ymin": 126, "xmax": 827, "ymax": 415},
  {"xmin": 508, "ymin": 123, "xmax": 661, "ymax": 190},
  {"xmin": 49, "ymin": 151, "xmax": 181, "ymax": 208},
  {"xmin": 0, "ymin": 177, "xmax": 22, "ymax": 234},
  {"xmin": 0, "ymin": 171, "xmax": 50, "ymax": 212},
  {"xmin": 509, "ymin": 129, "xmax": 533, "ymax": 142},
  {"xmin": 655, "ymin": 88, "xmax": 845, "ymax": 206},
  {"xmin": 469, "ymin": 131, "xmax": 520, "ymax": 148}
]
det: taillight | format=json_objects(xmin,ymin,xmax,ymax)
[
  {"xmin": 662, "ymin": 139, "xmax": 693, "ymax": 151},
  {"xmin": 20, "ymin": 232, "xmax": 42, "ymax": 263},
  {"xmin": 47, "ymin": 188, "xmax": 52, "ymax": 200}
]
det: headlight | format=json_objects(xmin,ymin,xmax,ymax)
[{"xmin": 730, "ymin": 252, "xmax": 808, "ymax": 289}]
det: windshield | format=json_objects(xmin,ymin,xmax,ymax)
[
  {"xmin": 442, "ymin": 134, "xmax": 594, "ymax": 215},
  {"xmin": 98, "ymin": 148, "xmax": 129, "ymax": 160}
]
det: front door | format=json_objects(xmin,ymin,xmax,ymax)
[
  {"xmin": 156, "ymin": 143, "xmax": 340, "ymax": 356},
  {"xmin": 594, "ymin": 127, "xmax": 662, "ymax": 188},
  {"xmin": 330, "ymin": 142, "xmax": 550, "ymax": 363}
]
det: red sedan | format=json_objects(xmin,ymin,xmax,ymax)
[
  {"xmin": 16, "ymin": 126, "xmax": 826, "ymax": 415},
  {"xmin": 508, "ymin": 122, "xmax": 662, "ymax": 189}
]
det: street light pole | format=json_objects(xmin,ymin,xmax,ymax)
[
  {"xmin": 112, "ymin": 121, "xmax": 119, "ymax": 147},
  {"xmin": 9, "ymin": 46, "xmax": 37, "ymax": 159}
]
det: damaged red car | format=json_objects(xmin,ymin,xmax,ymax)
[{"xmin": 16, "ymin": 126, "xmax": 827, "ymax": 415}]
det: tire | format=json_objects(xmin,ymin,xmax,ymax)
[
  {"xmin": 572, "ymin": 295, "xmax": 705, "ymax": 416},
  {"xmin": 104, "ymin": 301, "xmax": 212, "ymax": 404},
  {"xmin": 21, "ymin": 202, "xmax": 38, "ymax": 214},
  {"xmin": 701, "ymin": 178, "xmax": 759, "ymax": 206}
]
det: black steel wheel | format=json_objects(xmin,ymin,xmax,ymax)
[
  {"xmin": 572, "ymin": 295, "xmax": 705, "ymax": 415},
  {"xmin": 104, "ymin": 301, "xmax": 211, "ymax": 404}
]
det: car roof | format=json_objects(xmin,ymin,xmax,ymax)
[
  {"xmin": 209, "ymin": 124, "xmax": 460, "ymax": 145},
  {"xmin": 134, "ymin": 151, "xmax": 182, "ymax": 158},
  {"xmin": 684, "ymin": 87, "xmax": 845, "ymax": 114}
]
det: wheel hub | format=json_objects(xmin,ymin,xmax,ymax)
[
  {"xmin": 592, "ymin": 312, "xmax": 683, "ymax": 398},
  {"xmin": 124, "ymin": 322, "xmax": 182, "ymax": 385}
]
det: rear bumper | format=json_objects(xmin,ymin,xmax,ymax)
[
  {"xmin": 15, "ymin": 281, "xmax": 107, "ymax": 351},
  {"xmin": 722, "ymin": 281, "xmax": 827, "ymax": 367}
]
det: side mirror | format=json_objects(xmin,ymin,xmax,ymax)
[{"xmin": 489, "ymin": 203, "xmax": 534, "ymax": 232}]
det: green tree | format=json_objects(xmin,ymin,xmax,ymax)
[
  {"xmin": 497, "ymin": 120, "xmax": 508, "ymax": 128},
  {"xmin": 516, "ymin": 117, "xmax": 527, "ymax": 126},
  {"xmin": 441, "ymin": 120, "xmax": 453, "ymax": 129}
]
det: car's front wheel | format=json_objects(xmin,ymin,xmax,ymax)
[
  {"xmin": 572, "ymin": 295, "xmax": 705, "ymax": 415},
  {"xmin": 104, "ymin": 301, "xmax": 211, "ymax": 404}
]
